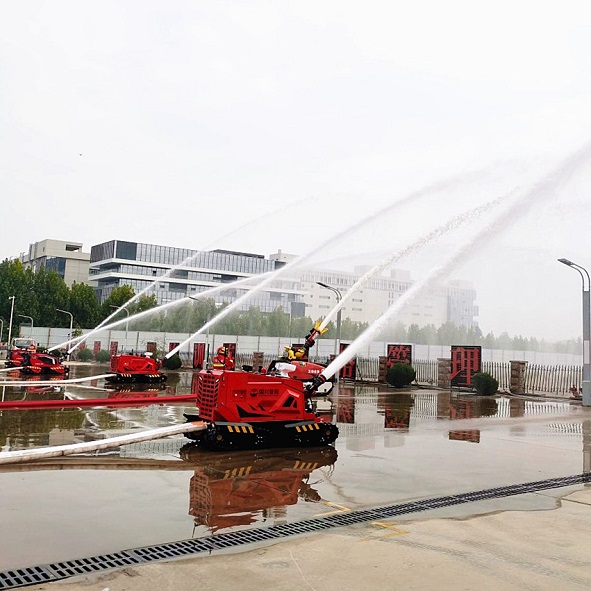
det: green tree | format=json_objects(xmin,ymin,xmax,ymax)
[
  {"xmin": 465, "ymin": 324, "xmax": 482, "ymax": 345},
  {"xmin": 245, "ymin": 306, "xmax": 267, "ymax": 336},
  {"xmin": 266, "ymin": 307, "xmax": 289, "ymax": 337},
  {"xmin": 419, "ymin": 324, "xmax": 438, "ymax": 345},
  {"xmin": 34, "ymin": 266, "xmax": 70, "ymax": 326},
  {"xmin": 472, "ymin": 372, "xmax": 499, "ymax": 396},
  {"xmin": 100, "ymin": 285, "xmax": 136, "ymax": 321},
  {"xmin": 126, "ymin": 294, "xmax": 159, "ymax": 330},
  {"xmin": 391, "ymin": 321, "xmax": 408, "ymax": 342},
  {"xmin": 407, "ymin": 323, "xmax": 421, "ymax": 344},
  {"xmin": 0, "ymin": 260, "xmax": 37, "ymax": 339},
  {"xmin": 70, "ymin": 282, "xmax": 101, "ymax": 328},
  {"xmin": 129, "ymin": 294, "xmax": 159, "ymax": 316},
  {"xmin": 483, "ymin": 332, "xmax": 496, "ymax": 349},
  {"xmin": 437, "ymin": 322, "xmax": 459, "ymax": 345},
  {"xmin": 340, "ymin": 318, "xmax": 369, "ymax": 340},
  {"xmin": 498, "ymin": 331, "xmax": 512, "ymax": 350}
]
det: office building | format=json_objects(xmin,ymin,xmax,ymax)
[
  {"xmin": 20, "ymin": 239, "xmax": 91, "ymax": 287},
  {"xmin": 89, "ymin": 239, "xmax": 478, "ymax": 329},
  {"xmin": 89, "ymin": 240, "xmax": 298, "ymax": 313}
]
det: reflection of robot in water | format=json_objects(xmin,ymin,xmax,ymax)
[
  {"xmin": 21, "ymin": 375, "xmax": 64, "ymax": 395},
  {"xmin": 107, "ymin": 383, "xmax": 168, "ymax": 399},
  {"xmin": 180, "ymin": 445, "xmax": 338, "ymax": 533}
]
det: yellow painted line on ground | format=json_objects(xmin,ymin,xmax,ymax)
[
  {"xmin": 360, "ymin": 521, "xmax": 409, "ymax": 541},
  {"xmin": 316, "ymin": 502, "xmax": 351, "ymax": 517}
]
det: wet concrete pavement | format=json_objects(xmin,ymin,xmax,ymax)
[
  {"xmin": 1, "ymin": 365, "xmax": 590, "ymax": 588},
  {"xmin": 22, "ymin": 487, "xmax": 591, "ymax": 591}
]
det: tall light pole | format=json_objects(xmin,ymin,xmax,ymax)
[
  {"xmin": 558, "ymin": 258, "xmax": 591, "ymax": 407},
  {"xmin": 17, "ymin": 314, "xmax": 34, "ymax": 339},
  {"xmin": 7, "ymin": 296, "xmax": 15, "ymax": 346},
  {"xmin": 56, "ymin": 309, "xmax": 74, "ymax": 358},
  {"xmin": 317, "ymin": 282, "xmax": 342, "ymax": 357},
  {"xmin": 110, "ymin": 305, "xmax": 129, "ymax": 353},
  {"xmin": 0, "ymin": 318, "xmax": 3, "ymax": 343}
]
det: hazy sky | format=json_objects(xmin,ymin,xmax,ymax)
[{"xmin": 2, "ymin": 1, "xmax": 591, "ymax": 342}]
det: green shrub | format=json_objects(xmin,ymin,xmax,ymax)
[
  {"xmin": 95, "ymin": 350, "xmax": 111, "ymax": 363},
  {"xmin": 77, "ymin": 348, "xmax": 93, "ymax": 362},
  {"xmin": 386, "ymin": 362, "xmax": 416, "ymax": 388},
  {"xmin": 162, "ymin": 353, "xmax": 182, "ymax": 370},
  {"xmin": 472, "ymin": 372, "xmax": 499, "ymax": 396}
]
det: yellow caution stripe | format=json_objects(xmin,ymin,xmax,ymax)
[
  {"xmin": 224, "ymin": 465, "xmax": 253, "ymax": 479},
  {"xmin": 293, "ymin": 422, "xmax": 320, "ymax": 432},
  {"xmin": 225, "ymin": 424, "xmax": 254, "ymax": 434}
]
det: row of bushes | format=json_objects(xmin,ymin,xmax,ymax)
[
  {"xmin": 385, "ymin": 362, "xmax": 499, "ymax": 395},
  {"xmin": 77, "ymin": 348, "xmax": 111, "ymax": 363}
]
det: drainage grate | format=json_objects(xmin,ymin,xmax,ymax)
[{"xmin": 2, "ymin": 472, "xmax": 589, "ymax": 590}]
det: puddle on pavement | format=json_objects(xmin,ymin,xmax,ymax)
[{"xmin": 0, "ymin": 368, "xmax": 588, "ymax": 571}]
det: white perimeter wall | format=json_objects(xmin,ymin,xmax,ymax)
[{"xmin": 20, "ymin": 327, "xmax": 584, "ymax": 366}]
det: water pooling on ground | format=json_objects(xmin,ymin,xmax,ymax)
[{"xmin": 0, "ymin": 367, "xmax": 588, "ymax": 571}]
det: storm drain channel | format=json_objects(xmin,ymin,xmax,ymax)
[{"xmin": 2, "ymin": 472, "xmax": 590, "ymax": 590}]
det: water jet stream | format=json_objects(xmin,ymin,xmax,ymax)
[
  {"xmin": 48, "ymin": 272, "xmax": 276, "ymax": 353},
  {"xmin": 165, "ymin": 170, "xmax": 491, "ymax": 359},
  {"xmin": 52, "ymin": 168, "xmax": 488, "ymax": 357},
  {"xmin": 63, "ymin": 202, "xmax": 315, "ymax": 354},
  {"xmin": 319, "ymin": 139, "xmax": 591, "ymax": 381},
  {"xmin": 0, "ymin": 422, "xmax": 206, "ymax": 465},
  {"xmin": 316, "ymin": 193, "xmax": 511, "ymax": 333},
  {"xmin": 0, "ymin": 373, "xmax": 113, "ymax": 387}
]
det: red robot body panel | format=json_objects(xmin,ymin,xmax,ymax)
[
  {"xmin": 19, "ymin": 352, "xmax": 70, "ymax": 376},
  {"xmin": 106, "ymin": 354, "xmax": 167, "ymax": 383},
  {"xmin": 183, "ymin": 322, "xmax": 338, "ymax": 450},
  {"xmin": 185, "ymin": 368, "xmax": 339, "ymax": 450},
  {"xmin": 195, "ymin": 369, "xmax": 315, "ymax": 424}
]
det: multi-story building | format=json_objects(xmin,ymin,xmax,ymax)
[
  {"xmin": 447, "ymin": 280, "xmax": 479, "ymax": 327},
  {"xmin": 89, "ymin": 240, "xmax": 298, "ymax": 313},
  {"xmin": 20, "ymin": 239, "xmax": 91, "ymax": 287},
  {"xmin": 89, "ymin": 239, "xmax": 479, "ymax": 329},
  {"xmin": 297, "ymin": 266, "xmax": 478, "ymax": 329}
]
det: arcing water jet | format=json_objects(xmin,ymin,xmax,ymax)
[
  {"xmin": 316, "ymin": 193, "xmax": 510, "ymax": 333},
  {"xmin": 165, "ymin": 170, "xmax": 492, "ymax": 359},
  {"xmin": 65, "ymin": 201, "xmax": 319, "ymax": 355},
  {"xmin": 310, "ymin": 139, "xmax": 591, "ymax": 385},
  {"xmin": 47, "ymin": 271, "xmax": 276, "ymax": 353}
]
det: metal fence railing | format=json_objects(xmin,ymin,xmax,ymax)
[
  {"xmin": 354, "ymin": 357, "xmax": 379, "ymax": 382},
  {"xmin": 351, "ymin": 358, "xmax": 583, "ymax": 396},
  {"xmin": 524, "ymin": 364, "xmax": 582, "ymax": 396},
  {"xmin": 413, "ymin": 359, "xmax": 438, "ymax": 386},
  {"xmin": 349, "ymin": 358, "xmax": 439, "ymax": 385}
]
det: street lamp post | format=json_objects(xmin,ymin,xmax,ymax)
[
  {"xmin": 17, "ymin": 314, "xmax": 34, "ymax": 340},
  {"xmin": 558, "ymin": 258, "xmax": 591, "ymax": 407},
  {"xmin": 7, "ymin": 296, "xmax": 15, "ymax": 346},
  {"xmin": 110, "ymin": 305, "xmax": 130, "ymax": 353},
  {"xmin": 56, "ymin": 309, "xmax": 74, "ymax": 358},
  {"xmin": 316, "ymin": 281, "xmax": 342, "ymax": 358}
]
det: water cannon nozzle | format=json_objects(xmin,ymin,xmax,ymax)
[{"xmin": 305, "ymin": 374, "xmax": 327, "ymax": 396}]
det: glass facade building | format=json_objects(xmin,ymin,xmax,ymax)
[{"xmin": 89, "ymin": 240, "xmax": 297, "ymax": 313}]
